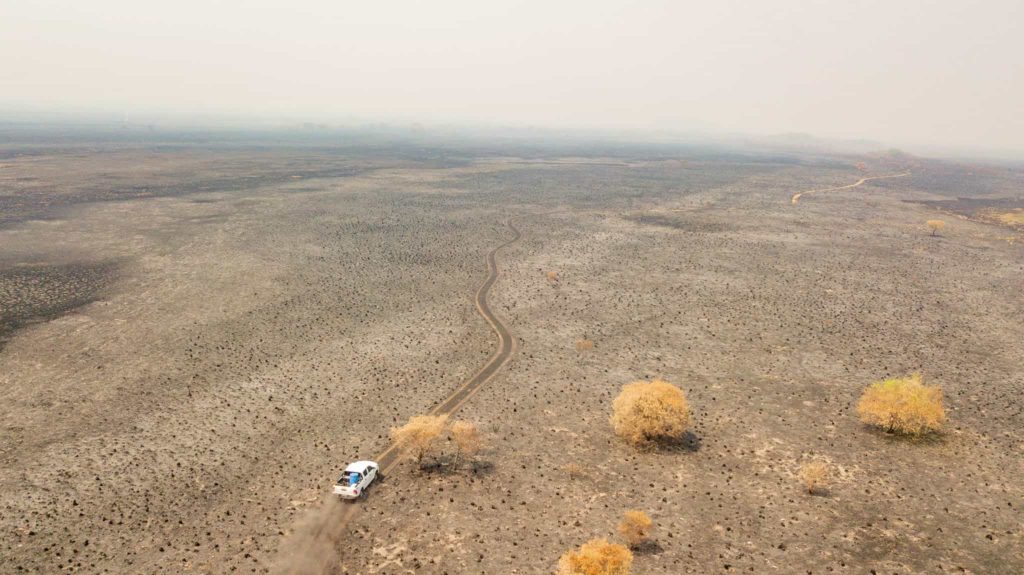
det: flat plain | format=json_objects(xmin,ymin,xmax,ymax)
[{"xmin": 1, "ymin": 130, "xmax": 1022, "ymax": 574}]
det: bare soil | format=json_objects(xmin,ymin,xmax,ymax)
[{"xmin": 1, "ymin": 136, "xmax": 1022, "ymax": 574}]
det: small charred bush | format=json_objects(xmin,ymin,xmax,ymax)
[
  {"xmin": 617, "ymin": 510, "xmax": 653, "ymax": 549},
  {"xmin": 798, "ymin": 460, "xmax": 831, "ymax": 494},
  {"xmin": 563, "ymin": 463, "xmax": 585, "ymax": 480}
]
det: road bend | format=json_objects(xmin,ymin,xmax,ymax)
[
  {"xmin": 284, "ymin": 220, "xmax": 522, "ymax": 574},
  {"xmin": 791, "ymin": 171, "xmax": 910, "ymax": 204}
]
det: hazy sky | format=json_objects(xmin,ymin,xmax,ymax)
[{"xmin": 3, "ymin": 0, "xmax": 1022, "ymax": 154}]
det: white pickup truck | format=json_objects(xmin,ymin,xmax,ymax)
[{"xmin": 333, "ymin": 461, "xmax": 379, "ymax": 500}]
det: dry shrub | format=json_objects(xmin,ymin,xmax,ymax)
[
  {"xmin": 557, "ymin": 538, "xmax": 633, "ymax": 575},
  {"xmin": 390, "ymin": 414, "xmax": 448, "ymax": 466},
  {"xmin": 563, "ymin": 463, "xmax": 585, "ymax": 480},
  {"xmin": 857, "ymin": 373, "xmax": 945, "ymax": 435},
  {"xmin": 449, "ymin": 420, "xmax": 484, "ymax": 467},
  {"xmin": 927, "ymin": 219, "xmax": 945, "ymax": 236},
  {"xmin": 798, "ymin": 461, "xmax": 830, "ymax": 494},
  {"xmin": 575, "ymin": 339, "xmax": 594, "ymax": 352},
  {"xmin": 547, "ymin": 270, "xmax": 560, "ymax": 282},
  {"xmin": 610, "ymin": 379, "xmax": 690, "ymax": 447},
  {"xmin": 617, "ymin": 510, "xmax": 653, "ymax": 549}
]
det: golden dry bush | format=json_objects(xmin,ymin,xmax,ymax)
[
  {"xmin": 617, "ymin": 510, "xmax": 653, "ymax": 549},
  {"xmin": 547, "ymin": 270, "xmax": 560, "ymax": 282},
  {"xmin": 449, "ymin": 420, "xmax": 484, "ymax": 467},
  {"xmin": 856, "ymin": 373, "xmax": 945, "ymax": 435},
  {"xmin": 390, "ymin": 414, "xmax": 448, "ymax": 466},
  {"xmin": 927, "ymin": 219, "xmax": 946, "ymax": 236},
  {"xmin": 557, "ymin": 538, "xmax": 633, "ymax": 575},
  {"xmin": 610, "ymin": 379, "xmax": 690, "ymax": 447},
  {"xmin": 575, "ymin": 339, "xmax": 594, "ymax": 352},
  {"xmin": 798, "ymin": 461, "xmax": 830, "ymax": 494}
]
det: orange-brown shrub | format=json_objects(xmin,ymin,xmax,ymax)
[
  {"xmin": 575, "ymin": 339, "xmax": 594, "ymax": 352},
  {"xmin": 610, "ymin": 379, "xmax": 690, "ymax": 447},
  {"xmin": 617, "ymin": 510, "xmax": 653, "ymax": 549},
  {"xmin": 927, "ymin": 219, "xmax": 945, "ymax": 236},
  {"xmin": 856, "ymin": 373, "xmax": 945, "ymax": 435},
  {"xmin": 390, "ymin": 414, "xmax": 448, "ymax": 466},
  {"xmin": 798, "ymin": 461, "xmax": 831, "ymax": 494},
  {"xmin": 557, "ymin": 538, "xmax": 633, "ymax": 575},
  {"xmin": 449, "ymin": 420, "xmax": 484, "ymax": 467},
  {"xmin": 547, "ymin": 270, "xmax": 560, "ymax": 282}
]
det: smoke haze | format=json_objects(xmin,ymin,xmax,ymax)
[{"xmin": 3, "ymin": 0, "xmax": 1022, "ymax": 156}]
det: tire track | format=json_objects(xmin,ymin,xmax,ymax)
[
  {"xmin": 278, "ymin": 219, "xmax": 521, "ymax": 575},
  {"xmin": 375, "ymin": 219, "xmax": 520, "ymax": 474}
]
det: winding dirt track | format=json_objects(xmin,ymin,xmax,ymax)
[
  {"xmin": 791, "ymin": 172, "xmax": 910, "ymax": 204},
  {"xmin": 281, "ymin": 220, "xmax": 521, "ymax": 574},
  {"xmin": 376, "ymin": 219, "xmax": 521, "ymax": 474}
]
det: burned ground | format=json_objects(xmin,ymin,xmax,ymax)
[
  {"xmin": 0, "ymin": 261, "xmax": 120, "ymax": 349},
  {"xmin": 0, "ymin": 137, "xmax": 1022, "ymax": 574}
]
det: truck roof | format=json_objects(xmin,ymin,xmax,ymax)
[{"xmin": 343, "ymin": 460, "xmax": 377, "ymax": 474}]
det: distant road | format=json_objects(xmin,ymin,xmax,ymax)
[{"xmin": 791, "ymin": 172, "xmax": 910, "ymax": 204}]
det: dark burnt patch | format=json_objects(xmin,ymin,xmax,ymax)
[
  {"xmin": 906, "ymin": 196, "xmax": 1024, "ymax": 216},
  {"xmin": 906, "ymin": 196, "xmax": 1024, "ymax": 230},
  {"xmin": 626, "ymin": 212, "xmax": 735, "ymax": 233},
  {"xmin": 0, "ymin": 260, "xmax": 120, "ymax": 348}
]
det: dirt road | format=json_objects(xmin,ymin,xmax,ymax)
[
  {"xmin": 791, "ymin": 171, "xmax": 910, "ymax": 204},
  {"xmin": 278, "ymin": 220, "xmax": 522, "ymax": 575},
  {"xmin": 377, "ymin": 220, "xmax": 521, "ymax": 473}
]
